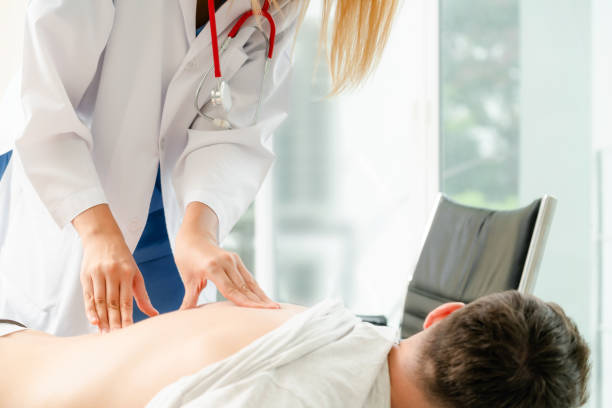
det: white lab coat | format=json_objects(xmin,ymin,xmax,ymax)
[{"xmin": 0, "ymin": 0, "xmax": 302, "ymax": 336}]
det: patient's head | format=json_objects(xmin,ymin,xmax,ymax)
[{"xmin": 389, "ymin": 290, "xmax": 590, "ymax": 408}]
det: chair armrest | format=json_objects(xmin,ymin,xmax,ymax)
[{"xmin": 357, "ymin": 314, "xmax": 388, "ymax": 326}]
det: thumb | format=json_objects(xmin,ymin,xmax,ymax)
[
  {"xmin": 180, "ymin": 282, "xmax": 201, "ymax": 311},
  {"xmin": 133, "ymin": 272, "xmax": 159, "ymax": 317}
]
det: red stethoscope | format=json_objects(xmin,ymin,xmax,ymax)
[{"xmin": 193, "ymin": 0, "xmax": 277, "ymax": 129}]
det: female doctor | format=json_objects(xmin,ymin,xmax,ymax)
[{"xmin": 0, "ymin": 0, "xmax": 399, "ymax": 336}]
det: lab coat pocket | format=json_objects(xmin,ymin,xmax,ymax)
[
  {"xmin": 0, "ymin": 176, "xmax": 53, "ymax": 328},
  {"xmin": 185, "ymin": 111, "xmax": 287, "ymax": 153},
  {"xmin": 1, "ymin": 274, "xmax": 51, "ymax": 329}
]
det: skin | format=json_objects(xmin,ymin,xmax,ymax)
[
  {"xmin": 0, "ymin": 300, "xmax": 465, "ymax": 407},
  {"xmin": 0, "ymin": 301, "xmax": 305, "ymax": 408},
  {"xmin": 388, "ymin": 302, "xmax": 465, "ymax": 408},
  {"xmin": 73, "ymin": 202, "xmax": 278, "ymax": 334}
]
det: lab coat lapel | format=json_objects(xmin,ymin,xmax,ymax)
[{"xmin": 178, "ymin": 0, "xmax": 197, "ymax": 44}]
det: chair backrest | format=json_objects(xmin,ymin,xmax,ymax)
[{"xmin": 400, "ymin": 194, "xmax": 556, "ymax": 338}]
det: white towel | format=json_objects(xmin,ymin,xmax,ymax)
[{"xmin": 146, "ymin": 299, "xmax": 399, "ymax": 408}]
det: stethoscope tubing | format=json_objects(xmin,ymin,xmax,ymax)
[
  {"xmin": 191, "ymin": 0, "xmax": 277, "ymax": 130},
  {"xmin": 192, "ymin": 26, "xmax": 271, "ymax": 129}
]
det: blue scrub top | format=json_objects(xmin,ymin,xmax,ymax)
[
  {"xmin": 131, "ymin": 166, "xmax": 184, "ymax": 321},
  {"xmin": 0, "ymin": 151, "xmax": 11, "ymax": 180}
]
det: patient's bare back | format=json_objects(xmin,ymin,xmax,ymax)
[{"xmin": 0, "ymin": 301, "xmax": 306, "ymax": 408}]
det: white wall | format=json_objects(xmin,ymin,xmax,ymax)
[
  {"xmin": 0, "ymin": 0, "xmax": 25, "ymax": 99},
  {"xmin": 592, "ymin": 0, "xmax": 612, "ymax": 152},
  {"xmin": 592, "ymin": 0, "xmax": 612, "ymax": 406},
  {"xmin": 520, "ymin": 0, "xmax": 595, "ymax": 405}
]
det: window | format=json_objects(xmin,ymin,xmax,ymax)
[{"xmin": 439, "ymin": 0, "xmax": 519, "ymax": 209}]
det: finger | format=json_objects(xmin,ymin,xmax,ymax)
[
  {"xmin": 92, "ymin": 272, "xmax": 109, "ymax": 333},
  {"xmin": 223, "ymin": 255, "xmax": 262, "ymax": 305},
  {"xmin": 132, "ymin": 272, "xmax": 159, "ymax": 317},
  {"xmin": 119, "ymin": 277, "xmax": 134, "ymax": 327},
  {"xmin": 214, "ymin": 267, "xmax": 265, "ymax": 309},
  {"xmin": 80, "ymin": 274, "xmax": 99, "ymax": 326},
  {"xmin": 106, "ymin": 276, "xmax": 122, "ymax": 331},
  {"xmin": 236, "ymin": 256, "xmax": 279, "ymax": 308},
  {"xmin": 180, "ymin": 281, "xmax": 201, "ymax": 310},
  {"xmin": 235, "ymin": 256, "xmax": 278, "ymax": 307}
]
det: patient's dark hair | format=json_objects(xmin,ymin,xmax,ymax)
[{"xmin": 418, "ymin": 290, "xmax": 590, "ymax": 408}]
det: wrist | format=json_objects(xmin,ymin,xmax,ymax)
[
  {"xmin": 80, "ymin": 229, "xmax": 125, "ymax": 248},
  {"xmin": 177, "ymin": 222, "xmax": 217, "ymax": 246},
  {"xmin": 72, "ymin": 204, "xmax": 124, "ymax": 245},
  {"xmin": 180, "ymin": 201, "xmax": 219, "ymax": 245}
]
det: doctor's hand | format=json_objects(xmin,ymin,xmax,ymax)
[
  {"xmin": 73, "ymin": 204, "xmax": 159, "ymax": 333},
  {"xmin": 175, "ymin": 202, "xmax": 279, "ymax": 310}
]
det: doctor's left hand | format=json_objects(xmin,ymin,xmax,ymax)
[{"xmin": 175, "ymin": 202, "xmax": 280, "ymax": 310}]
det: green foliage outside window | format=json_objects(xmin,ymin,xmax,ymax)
[{"xmin": 440, "ymin": 0, "xmax": 519, "ymax": 210}]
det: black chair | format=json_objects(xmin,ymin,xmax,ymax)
[{"xmin": 358, "ymin": 193, "xmax": 557, "ymax": 338}]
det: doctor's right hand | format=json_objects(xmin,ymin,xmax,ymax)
[{"xmin": 73, "ymin": 204, "xmax": 159, "ymax": 333}]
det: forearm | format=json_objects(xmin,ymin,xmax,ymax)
[{"xmin": 180, "ymin": 202, "xmax": 219, "ymax": 245}]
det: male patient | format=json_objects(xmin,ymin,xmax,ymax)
[{"xmin": 0, "ymin": 290, "xmax": 589, "ymax": 408}]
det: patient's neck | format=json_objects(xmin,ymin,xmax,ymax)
[{"xmin": 388, "ymin": 334, "xmax": 433, "ymax": 408}]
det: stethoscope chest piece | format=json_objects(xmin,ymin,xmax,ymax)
[{"xmin": 210, "ymin": 80, "xmax": 233, "ymax": 112}]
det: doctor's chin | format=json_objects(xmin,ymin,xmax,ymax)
[{"xmin": 0, "ymin": 0, "xmax": 609, "ymax": 407}]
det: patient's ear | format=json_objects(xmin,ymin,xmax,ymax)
[{"xmin": 423, "ymin": 302, "xmax": 465, "ymax": 329}]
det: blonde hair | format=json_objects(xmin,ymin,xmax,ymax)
[{"xmin": 249, "ymin": 0, "xmax": 401, "ymax": 95}]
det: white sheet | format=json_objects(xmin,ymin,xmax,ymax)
[
  {"xmin": 146, "ymin": 299, "xmax": 399, "ymax": 408},
  {"xmin": 0, "ymin": 319, "xmax": 28, "ymax": 337}
]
